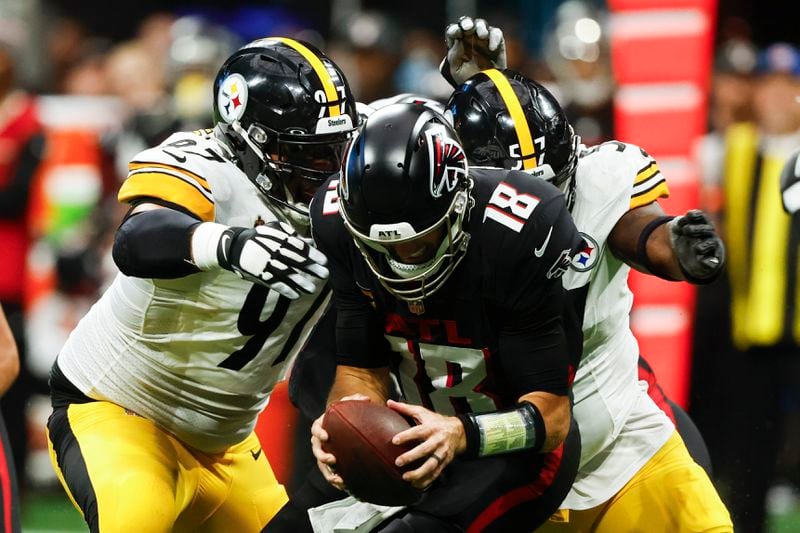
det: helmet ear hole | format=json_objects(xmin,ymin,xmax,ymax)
[{"xmin": 396, "ymin": 162, "xmax": 403, "ymax": 168}]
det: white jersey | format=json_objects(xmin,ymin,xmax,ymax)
[
  {"xmin": 558, "ymin": 141, "xmax": 675, "ymax": 510},
  {"xmin": 58, "ymin": 130, "xmax": 330, "ymax": 453}
]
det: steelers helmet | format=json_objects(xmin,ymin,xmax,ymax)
[
  {"xmin": 339, "ymin": 102, "xmax": 471, "ymax": 302},
  {"xmin": 446, "ymin": 69, "xmax": 578, "ymax": 186},
  {"xmin": 213, "ymin": 37, "xmax": 359, "ymax": 226}
]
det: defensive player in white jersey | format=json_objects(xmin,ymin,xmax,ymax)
[
  {"xmin": 444, "ymin": 49, "xmax": 732, "ymax": 532},
  {"xmin": 45, "ymin": 38, "xmax": 359, "ymax": 533}
]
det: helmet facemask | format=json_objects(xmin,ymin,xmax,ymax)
[
  {"xmin": 222, "ymin": 119, "xmax": 354, "ymax": 230},
  {"xmin": 340, "ymin": 183, "xmax": 472, "ymax": 302}
]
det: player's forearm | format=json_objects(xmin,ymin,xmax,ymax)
[
  {"xmin": 327, "ymin": 365, "xmax": 392, "ymax": 406},
  {"xmin": 519, "ymin": 391, "xmax": 571, "ymax": 452},
  {"xmin": 610, "ymin": 203, "xmax": 724, "ymax": 283},
  {"xmin": 609, "ymin": 202, "xmax": 683, "ymax": 279}
]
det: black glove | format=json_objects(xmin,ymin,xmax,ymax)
[
  {"xmin": 669, "ymin": 210, "xmax": 725, "ymax": 284},
  {"xmin": 192, "ymin": 220, "xmax": 328, "ymax": 299}
]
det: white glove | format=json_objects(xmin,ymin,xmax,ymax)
[
  {"xmin": 442, "ymin": 16, "xmax": 507, "ymax": 86},
  {"xmin": 192, "ymin": 220, "xmax": 329, "ymax": 299}
]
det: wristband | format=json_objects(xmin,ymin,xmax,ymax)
[
  {"xmin": 635, "ymin": 215, "xmax": 677, "ymax": 280},
  {"xmin": 457, "ymin": 401, "xmax": 545, "ymax": 458},
  {"xmin": 190, "ymin": 222, "xmax": 229, "ymax": 270}
]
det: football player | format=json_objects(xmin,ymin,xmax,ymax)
[
  {"xmin": 444, "ymin": 35, "xmax": 731, "ymax": 531},
  {"xmin": 308, "ymin": 103, "xmax": 584, "ymax": 532},
  {"xmin": 45, "ymin": 38, "xmax": 359, "ymax": 532}
]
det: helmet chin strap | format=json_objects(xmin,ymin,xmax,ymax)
[{"xmin": 385, "ymin": 216, "xmax": 458, "ymax": 279}]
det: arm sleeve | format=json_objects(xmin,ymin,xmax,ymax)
[
  {"xmin": 311, "ymin": 202, "xmax": 391, "ymax": 369},
  {"xmin": 112, "ymin": 207, "xmax": 202, "ymax": 278},
  {"xmin": 495, "ymin": 271, "xmax": 572, "ymax": 399}
]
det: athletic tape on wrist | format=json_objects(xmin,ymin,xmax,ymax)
[
  {"xmin": 458, "ymin": 402, "xmax": 545, "ymax": 458},
  {"xmin": 191, "ymin": 222, "xmax": 229, "ymax": 270}
]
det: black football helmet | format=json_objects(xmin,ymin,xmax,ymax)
[
  {"xmin": 446, "ymin": 68, "xmax": 579, "ymax": 187},
  {"xmin": 213, "ymin": 37, "xmax": 359, "ymax": 228},
  {"xmin": 339, "ymin": 103, "xmax": 471, "ymax": 302}
]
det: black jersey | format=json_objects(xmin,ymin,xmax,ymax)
[{"xmin": 311, "ymin": 167, "xmax": 583, "ymax": 414}]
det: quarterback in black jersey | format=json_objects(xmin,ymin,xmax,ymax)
[{"xmin": 303, "ymin": 103, "xmax": 583, "ymax": 532}]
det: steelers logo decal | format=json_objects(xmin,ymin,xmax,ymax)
[
  {"xmin": 217, "ymin": 73, "xmax": 248, "ymax": 123},
  {"xmin": 571, "ymin": 233, "xmax": 599, "ymax": 272}
]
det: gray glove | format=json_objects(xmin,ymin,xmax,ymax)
[{"xmin": 441, "ymin": 16, "xmax": 507, "ymax": 86}]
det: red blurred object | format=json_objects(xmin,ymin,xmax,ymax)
[
  {"xmin": 609, "ymin": 0, "xmax": 716, "ymax": 408},
  {"xmin": 608, "ymin": 0, "xmax": 716, "ymax": 10},
  {"xmin": 255, "ymin": 380, "xmax": 298, "ymax": 487},
  {"xmin": 631, "ymin": 305, "xmax": 694, "ymax": 407},
  {"xmin": 0, "ymin": 95, "xmax": 41, "ymax": 304},
  {"xmin": 610, "ymin": 9, "xmax": 713, "ymax": 88},
  {"xmin": 614, "ymin": 83, "xmax": 707, "ymax": 157}
]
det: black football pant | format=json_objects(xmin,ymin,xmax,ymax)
[{"xmin": 266, "ymin": 416, "xmax": 580, "ymax": 532}]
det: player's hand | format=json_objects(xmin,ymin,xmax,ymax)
[
  {"xmin": 388, "ymin": 399, "xmax": 466, "ymax": 490},
  {"xmin": 213, "ymin": 221, "xmax": 329, "ymax": 299},
  {"xmin": 669, "ymin": 210, "xmax": 725, "ymax": 284},
  {"xmin": 311, "ymin": 411, "xmax": 346, "ymax": 490},
  {"xmin": 312, "ymin": 394, "xmax": 371, "ymax": 491},
  {"xmin": 442, "ymin": 16, "xmax": 507, "ymax": 86}
]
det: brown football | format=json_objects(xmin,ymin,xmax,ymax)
[{"xmin": 321, "ymin": 400, "xmax": 424, "ymax": 506}]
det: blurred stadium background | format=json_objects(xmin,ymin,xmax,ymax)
[{"xmin": 0, "ymin": 0, "xmax": 798, "ymax": 531}]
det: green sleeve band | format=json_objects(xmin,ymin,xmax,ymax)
[{"xmin": 457, "ymin": 401, "xmax": 545, "ymax": 458}]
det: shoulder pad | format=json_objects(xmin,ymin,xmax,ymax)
[
  {"xmin": 579, "ymin": 140, "xmax": 669, "ymax": 209},
  {"xmin": 118, "ymin": 131, "xmax": 226, "ymax": 221}
]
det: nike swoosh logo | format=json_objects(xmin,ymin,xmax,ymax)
[
  {"xmin": 534, "ymin": 226, "xmax": 553, "ymax": 258},
  {"xmin": 220, "ymin": 233, "xmax": 231, "ymax": 262},
  {"xmin": 250, "ymin": 448, "xmax": 262, "ymax": 461}
]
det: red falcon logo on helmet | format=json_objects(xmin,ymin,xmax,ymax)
[{"xmin": 426, "ymin": 125, "xmax": 467, "ymax": 198}]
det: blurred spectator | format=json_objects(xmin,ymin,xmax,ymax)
[
  {"xmin": 104, "ymin": 39, "xmax": 176, "ymax": 178},
  {"xmin": 0, "ymin": 304, "xmax": 21, "ymax": 533},
  {"xmin": 330, "ymin": 10, "xmax": 402, "ymax": 103},
  {"xmin": 166, "ymin": 15, "xmax": 239, "ymax": 130},
  {"xmin": 393, "ymin": 27, "xmax": 451, "ymax": 100},
  {"xmin": 0, "ymin": 43, "xmax": 46, "ymax": 494},
  {"xmin": 713, "ymin": 42, "xmax": 800, "ymax": 533},
  {"xmin": 541, "ymin": 0, "xmax": 614, "ymax": 145},
  {"xmin": 696, "ymin": 36, "xmax": 757, "ymax": 216}
]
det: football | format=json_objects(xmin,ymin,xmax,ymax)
[{"xmin": 322, "ymin": 400, "xmax": 424, "ymax": 506}]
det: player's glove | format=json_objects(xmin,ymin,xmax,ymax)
[
  {"xmin": 669, "ymin": 210, "xmax": 725, "ymax": 284},
  {"xmin": 191, "ymin": 220, "xmax": 328, "ymax": 299},
  {"xmin": 440, "ymin": 16, "xmax": 506, "ymax": 87}
]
